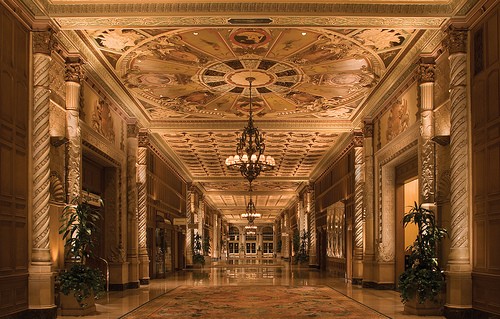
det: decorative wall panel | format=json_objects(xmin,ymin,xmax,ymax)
[
  {"xmin": 471, "ymin": 5, "xmax": 500, "ymax": 315},
  {"xmin": 0, "ymin": 4, "xmax": 29, "ymax": 316}
]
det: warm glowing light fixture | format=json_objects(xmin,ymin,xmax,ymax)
[
  {"xmin": 240, "ymin": 183, "xmax": 261, "ymax": 223},
  {"xmin": 225, "ymin": 77, "xmax": 275, "ymax": 183}
]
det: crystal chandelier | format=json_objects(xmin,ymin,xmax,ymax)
[
  {"xmin": 240, "ymin": 184, "xmax": 261, "ymax": 223},
  {"xmin": 225, "ymin": 77, "xmax": 275, "ymax": 183}
]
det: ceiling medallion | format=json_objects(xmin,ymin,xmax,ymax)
[{"xmin": 225, "ymin": 77, "xmax": 275, "ymax": 183}]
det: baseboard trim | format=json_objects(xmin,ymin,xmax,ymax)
[
  {"xmin": 1, "ymin": 307, "xmax": 57, "ymax": 319},
  {"xmin": 362, "ymin": 281, "xmax": 395, "ymax": 290},
  {"xmin": 443, "ymin": 306, "xmax": 473, "ymax": 319}
]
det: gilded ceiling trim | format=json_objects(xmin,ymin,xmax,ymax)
[
  {"xmin": 41, "ymin": 1, "xmax": 461, "ymax": 17},
  {"xmin": 150, "ymin": 120, "xmax": 353, "ymax": 132},
  {"xmin": 53, "ymin": 16, "xmax": 448, "ymax": 29},
  {"xmin": 56, "ymin": 30, "xmax": 150, "ymax": 125},
  {"xmin": 310, "ymin": 132, "xmax": 354, "ymax": 180},
  {"xmin": 206, "ymin": 190, "xmax": 297, "ymax": 196},
  {"xmin": 193, "ymin": 176, "xmax": 309, "ymax": 182},
  {"xmin": 352, "ymin": 29, "xmax": 440, "ymax": 125},
  {"xmin": 148, "ymin": 133, "xmax": 192, "ymax": 181}
]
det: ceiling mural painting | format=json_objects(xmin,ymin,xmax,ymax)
[
  {"xmin": 80, "ymin": 26, "xmax": 417, "ymax": 222},
  {"xmin": 85, "ymin": 27, "xmax": 415, "ymax": 120}
]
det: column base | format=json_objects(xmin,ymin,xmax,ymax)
[
  {"xmin": 139, "ymin": 254, "xmax": 150, "ymax": 285},
  {"xmin": 352, "ymin": 278, "xmax": 363, "ymax": 285},
  {"xmin": 443, "ymin": 306, "xmax": 473, "ymax": 319},
  {"xmin": 28, "ymin": 264, "xmax": 55, "ymax": 311},
  {"xmin": 362, "ymin": 281, "xmax": 395, "ymax": 290},
  {"xmin": 109, "ymin": 262, "xmax": 130, "ymax": 291}
]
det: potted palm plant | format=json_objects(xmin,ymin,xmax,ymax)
[
  {"xmin": 398, "ymin": 202, "xmax": 447, "ymax": 315},
  {"xmin": 58, "ymin": 197, "xmax": 105, "ymax": 316}
]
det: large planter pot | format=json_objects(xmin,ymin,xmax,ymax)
[
  {"xmin": 59, "ymin": 292, "xmax": 96, "ymax": 316},
  {"xmin": 404, "ymin": 297, "xmax": 443, "ymax": 316}
]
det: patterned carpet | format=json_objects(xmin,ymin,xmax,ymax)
[{"xmin": 120, "ymin": 285, "xmax": 388, "ymax": 318}]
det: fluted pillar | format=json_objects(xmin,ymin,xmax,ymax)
[
  {"xmin": 137, "ymin": 130, "xmax": 150, "ymax": 284},
  {"xmin": 418, "ymin": 60, "xmax": 436, "ymax": 205},
  {"xmin": 185, "ymin": 186, "xmax": 194, "ymax": 266},
  {"xmin": 126, "ymin": 123, "xmax": 140, "ymax": 286},
  {"xmin": 353, "ymin": 131, "xmax": 364, "ymax": 284},
  {"xmin": 444, "ymin": 27, "xmax": 472, "ymax": 316},
  {"xmin": 213, "ymin": 214, "xmax": 219, "ymax": 259},
  {"xmin": 198, "ymin": 194, "xmax": 205, "ymax": 254},
  {"xmin": 307, "ymin": 185, "xmax": 317, "ymax": 267},
  {"xmin": 362, "ymin": 119, "xmax": 376, "ymax": 286},
  {"xmin": 282, "ymin": 213, "xmax": 290, "ymax": 260},
  {"xmin": 64, "ymin": 59, "xmax": 83, "ymax": 204},
  {"xmin": 29, "ymin": 30, "xmax": 56, "ymax": 313}
]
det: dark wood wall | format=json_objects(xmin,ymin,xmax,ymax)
[
  {"xmin": 0, "ymin": 4, "xmax": 29, "ymax": 316},
  {"xmin": 146, "ymin": 150, "xmax": 187, "ymax": 276},
  {"xmin": 471, "ymin": 3, "xmax": 500, "ymax": 315},
  {"xmin": 314, "ymin": 148, "xmax": 355, "ymax": 275}
]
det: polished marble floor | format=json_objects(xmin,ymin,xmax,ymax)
[{"xmin": 57, "ymin": 259, "xmax": 444, "ymax": 319}]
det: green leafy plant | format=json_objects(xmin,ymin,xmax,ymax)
[
  {"xmin": 398, "ymin": 202, "xmax": 447, "ymax": 304},
  {"xmin": 293, "ymin": 229, "xmax": 310, "ymax": 264},
  {"xmin": 193, "ymin": 233, "xmax": 205, "ymax": 266},
  {"xmin": 203, "ymin": 234, "xmax": 211, "ymax": 256},
  {"xmin": 58, "ymin": 198, "xmax": 106, "ymax": 307}
]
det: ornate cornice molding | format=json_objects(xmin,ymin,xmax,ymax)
[
  {"xmin": 35, "ymin": 1, "xmax": 465, "ymax": 17},
  {"xmin": 54, "ymin": 30, "xmax": 149, "ymax": 124},
  {"xmin": 150, "ymin": 119, "xmax": 353, "ymax": 132},
  {"xmin": 311, "ymin": 132, "xmax": 354, "ymax": 182},
  {"xmin": 81, "ymin": 122, "xmax": 124, "ymax": 165},
  {"xmin": 54, "ymin": 15, "xmax": 447, "ymax": 29},
  {"xmin": 353, "ymin": 29, "xmax": 440, "ymax": 124}
]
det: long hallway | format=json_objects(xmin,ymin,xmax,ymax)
[{"xmin": 58, "ymin": 259, "xmax": 444, "ymax": 319}]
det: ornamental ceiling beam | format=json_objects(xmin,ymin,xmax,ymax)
[{"xmin": 150, "ymin": 120, "xmax": 353, "ymax": 132}]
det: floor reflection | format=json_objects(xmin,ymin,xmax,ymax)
[{"xmin": 57, "ymin": 258, "xmax": 444, "ymax": 319}]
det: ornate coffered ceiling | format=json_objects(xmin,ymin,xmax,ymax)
[{"xmin": 18, "ymin": 0, "xmax": 473, "ymax": 224}]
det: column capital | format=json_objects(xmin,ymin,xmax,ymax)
[
  {"xmin": 127, "ymin": 122, "xmax": 139, "ymax": 138},
  {"xmin": 32, "ymin": 30, "xmax": 57, "ymax": 55},
  {"xmin": 64, "ymin": 59, "xmax": 84, "ymax": 83},
  {"xmin": 353, "ymin": 130, "xmax": 364, "ymax": 147},
  {"xmin": 444, "ymin": 27, "xmax": 468, "ymax": 55},
  {"xmin": 138, "ymin": 129, "xmax": 150, "ymax": 147},
  {"xmin": 362, "ymin": 119, "xmax": 374, "ymax": 138},
  {"xmin": 418, "ymin": 62, "xmax": 436, "ymax": 84}
]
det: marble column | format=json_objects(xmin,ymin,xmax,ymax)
[
  {"xmin": 353, "ymin": 131, "xmax": 365, "ymax": 284},
  {"xmin": 198, "ymin": 194, "xmax": 205, "ymax": 254},
  {"xmin": 29, "ymin": 30, "xmax": 56, "ymax": 313},
  {"xmin": 307, "ymin": 185, "xmax": 317, "ymax": 267},
  {"xmin": 185, "ymin": 185, "xmax": 194, "ymax": 266},
  {"xmin": 418, "ymin": 60, "xmax": 436, "ymax": 206},
  {"xmin": 362, "ymin": 119, "xmax": 376, "ymax": 286},
  {"xmin": 137, "ymin": 130, "xmax": 150, "ymax": 284},
  {"xmin": 126, "ymin": 123, "xmax": 140, "ymax": 287},
  {"xmin": 282, "ymin": 213, "xmax": 290, "ymax": 260},
  {"xmin": 213, "ymin": 214, "xmax": 219, "ymax": 259},
  {"xmin": 444, "ymin": 27, "xmax": 472, "ymax": 315},
  {"xmin": 64, "ymin": 59, "xmax": 83, "ymax": 205}
]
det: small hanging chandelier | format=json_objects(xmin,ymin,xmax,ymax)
[
  {"xmin": 225, "ymin": 77, "xmax": 275, "ymax": 183},
  {"xmin": 240, "ymin": 183, "xmax": 261, "ymax": 223}
]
